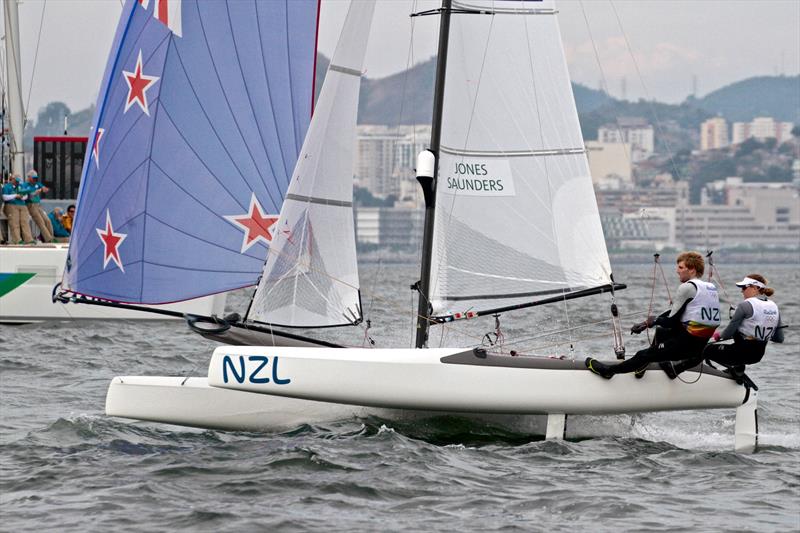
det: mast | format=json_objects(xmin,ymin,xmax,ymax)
[
  {"xmin": 414, "ymin": 0, "xmax": 452, "ymax": 349},
  {"xmin": 3, "ymin": 0, "xmax": 25, "ymax": 175}
]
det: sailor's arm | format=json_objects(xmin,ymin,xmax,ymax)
[
  {"xmin": 717, "ymin": 301, "xmax": 752, "ymax": 341},
  {"xmin": 772, "ymin": 315, "xmax": 785, "ymax": 343},
  {"xmin": 653, "ymin": 282, "xmax": 697, "ymax": 329}
]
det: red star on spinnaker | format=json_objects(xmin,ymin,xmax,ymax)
[
  {"xmin": 96, "ymin": 210, "xmax": 127, "ymax": 272},
  {"xmin": 225, "ymin": 194, "xmax": 279, "ymax": 253},
  {"xmin": 122, "ymin": 50, "xmax": 160, "ymax": 115}
]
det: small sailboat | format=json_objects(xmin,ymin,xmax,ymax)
[
  {"xmin": 66, "ymin": 0, "xmax": 757, "ymax": 451},
  {"xmin": 0, "ymin": 0, "xmax": 223, "ymax": 323}
]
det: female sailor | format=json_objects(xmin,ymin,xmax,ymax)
[{"xmin": 702, "ymin": 274, "xmax": 784, "ymax": 374}]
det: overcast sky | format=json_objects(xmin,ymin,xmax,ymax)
[{"xmin": 2, "ymin": 0, "xmax": 799, "ymax": 123}]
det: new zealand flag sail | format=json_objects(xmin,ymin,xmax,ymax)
[{"xmin": 63, "ymin": 0, "xmax": 320, "ymax": 304}]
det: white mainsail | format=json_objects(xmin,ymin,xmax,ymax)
[
  {"xmin": 428, "ymin": 0, "xmax": 611, "ymax": 319},
  {"xmin": 248, "ymin": 1, "xmax": 376, "ymax": 327}
]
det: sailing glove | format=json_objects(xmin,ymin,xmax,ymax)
[{"xmin": 630, "ymin": 316, "xmax": 655, "ymax": 334}]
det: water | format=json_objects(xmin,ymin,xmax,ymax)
[{"xmin": 2, "ymin": 264, "xmax": 799, "ymax": 531}]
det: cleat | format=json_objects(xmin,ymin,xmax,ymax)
[
  {"xmin": 634, "ymin": 367, "xmax": 647, "ymax": 379},
  {"xmin": 585, "ymin": 357, "xmax": 614, "ymax": 379},
  {"xmin": 659, "ymin": 361, "xmax": 678, "ymax": 380}
]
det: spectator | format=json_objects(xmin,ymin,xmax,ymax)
[
  {"xmin": 2, "ymin": 174, "xmax": 35, "ymax": 244},
  {"xmin": 63, "ymin": 204, "xmax": 76, "ymax": 233},
  {"xmin": 48, "ymin": 207, "xmax": 71, "ymax": 242},
  {"xmin": 25, "ymin": 170, "xmax": 54, "ymax": 243}
]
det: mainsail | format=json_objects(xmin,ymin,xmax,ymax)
[
  {"xmin": 247, "ymin": 1, "xmax": 376, "ymax": 328},
  {"xmin": 63, "ymin": 0, "xmax": 320, "ymax": 304},
  {"xmin": 427, "ymin": 0, "xmax": 612, "ymax": 320}
]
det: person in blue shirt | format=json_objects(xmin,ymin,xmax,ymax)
[
  {"xmin": 25, "ymin": 170, "xmax": 54, "ymax": 242},
  {"xmin": 2, "ymin": 174, "xmax": 34, "ymax": 244},
  {"xmin": 48, "ymin": 207, "xmax": 71, "ymax": 241}
]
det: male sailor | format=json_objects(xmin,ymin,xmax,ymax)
[
  {"xmin": 585, "ymin": 251, "xmax": 720, "ymax": 379},
  {"xmin": 2, "ymin": 174, "xmax": 35, "ymax": 244},
  {"xmin": 25, "ymin": 170, "xmax": 54, "ymax": 243}
]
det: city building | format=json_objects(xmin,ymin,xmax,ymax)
[
  {"xmin": 354, "ymin": 206, "xmax": 424, "ymax": 251},
  {"xmin": 731, "ymin": 117, "xmax": 794, "ymax": 145},
  {"xmin": 355, "ymin": 126, "xmax": 402, "ymax": 197},
  {"xmin": 597, "ymin": 117, "xmax": 654, "ymax": 161},
  {"xmin": 699, "ymin": 117, "xmax": 729, "ymax": 151},
  {"xmin": 722, "ymin": 178, "xmax": 800, "ymax": 226},
  {"xmin": 675, "ymin": 204, "xmax": 799, "ymax": 250},
  {"xmin": 585, "ymin": 141, "xmax": 632, "ymax": 186},
  {"xmin": 355, "ymin": 125, "xmax": 431, "ymax": 199},
  {"xmin": 594, "ymin": 180, "xmax": 689, "ymax": 213}
]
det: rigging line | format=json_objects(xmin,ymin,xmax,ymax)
[
  {"xmin": 577, "ymin": 0, "xmax": 632, "ymax": 171},
  {"xmin": 499, "ymin": 309, "xmax": 649, "ymax": 347},
  {"xmin": 364, "ymin": 258, "xmax": 383, "ymax": 324},
  {"xmin": 24, "ymin": 0, "xmax": 46, "ymax": 122},
  {"xmin": 608, "ymin": 0, "xmax": 685, "ymax": 183},
  {"xmin": 426, "ymin": 302, "xmax": 649, "ymax": 350}
]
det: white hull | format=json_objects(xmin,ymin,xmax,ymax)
[
  {"xmin": 105, "ymin": 346, "xmax": 760, "ymax": 450},
  {"xmin": 0, "ymin": 245, "xmax": 226, "ymax": 323},
  {"xmin": 207, "ymin": 347, "xmax": 748, "ymax": 414},
  {"xmin": 106, "ymin": 376, "xmax": 372, "ymax": 431}
]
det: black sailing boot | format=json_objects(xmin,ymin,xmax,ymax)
[
  {"xmin": 585, "ymin": 358, "xmax": 615, "ymax": 379},
  {"xmin": 658, "ymin": 361, "xmax": 679, "ymax": 380}
]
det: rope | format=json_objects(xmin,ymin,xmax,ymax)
[
  {"xmin": 24, "ymin": 0, "xmax": 48, "ymax": 121},
  {"xmin": 577, "ymin": 0, "xmax": 632, "ymax": 170},
  {"xmin": 608, "ymin": 0, "xmax": 686, "ymax": 184}
]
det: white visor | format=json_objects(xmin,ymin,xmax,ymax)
[{"xmin": 735, "ymin": 277, "xmax": 766, "ymax": 289}]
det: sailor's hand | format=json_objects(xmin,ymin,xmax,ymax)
[
  {"xmin": 631, "ymin": 316, "xmax": 655, "ymax": 334},
  {"xmin": 711, "ymin": 331, "xmax": 721, "ymax": 342}
]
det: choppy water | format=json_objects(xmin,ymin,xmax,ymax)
[{"xmin": 1, "ymin": 263, "xmax": 799, "ymax": 531}]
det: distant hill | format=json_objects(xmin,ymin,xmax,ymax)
[
  {"xmin": 316, "ymin": 55, "xmax": 612, "ymax": 126},
  {"xmin": 689, "ymin": 75, "xmax": 800, "ymax": 123}
]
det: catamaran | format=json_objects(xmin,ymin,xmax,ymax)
[{"xmin": 58, "ymin": 0, "xmax": 758, "ymax": 452}]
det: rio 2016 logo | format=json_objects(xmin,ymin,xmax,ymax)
[{"xmin": 221, "ymin": 355, "xmax": 291, "ymax": 385}]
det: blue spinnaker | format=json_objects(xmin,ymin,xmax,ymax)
[{"xmin": 64, "ymin": 0, "xmax": 320, "ymax": 304}]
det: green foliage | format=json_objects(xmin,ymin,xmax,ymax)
[
  {"xmin": 354, "ymin": 186, "xmax": 396, "ymax": 207},
  {"xmin": 691, "ymin": 75, "xmax": 800, "ymax": 123}
]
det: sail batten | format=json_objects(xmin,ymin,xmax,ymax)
[
  {"xmin": 428, "ymin": 0, "xmax": 612, "ymax": 320},
  {"xmin": 64, "ymin": 0, "xmax": 320, "ymax": 305}
]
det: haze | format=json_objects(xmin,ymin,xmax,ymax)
[{"xmin": 2, "ymin": 0, "xmax": 798, "ymax": 122}]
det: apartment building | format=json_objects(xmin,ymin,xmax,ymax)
[
  {"xmin": 699, "ymin": 117, "xmax": 729, "ymax": 151},
  {"xmin": 597, "ymin": 117, "xmax": 654, "ymax": 161},
  {"xmin": 731, "ymin": 117, "xmax": 794, "ymax": 145}
]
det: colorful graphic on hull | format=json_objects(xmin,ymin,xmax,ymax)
[{"xmin": 0, "ymin": 273, "xmax": 36, "ymax": 298}]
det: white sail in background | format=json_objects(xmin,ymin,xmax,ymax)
[
  {"xmin": 428, "ymin": 0, "xmax": 612, "ymax": 319},
  {"xmin": 248, "ymin": 1, "xmax": 376, "ymax": 327}
]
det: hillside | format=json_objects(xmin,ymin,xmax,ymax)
[
  {"xmin": 316, "ymin": 55, "xmax": 612, "ymax": 126},
  {"xmin": 689, "ymin": 75, "xmax": 800, "ymax": 123}
]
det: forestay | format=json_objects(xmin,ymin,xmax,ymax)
[
  {"xmin": 428, "ymin": 0, "xmax": 612, "ymax": 319},
  {"xmin": 247, "ymin": 1, "xmax": 376, "ymax": 328},
  {"xmin": 63, "ymin": 0, "xmax": 319, "ymax": 304}
]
